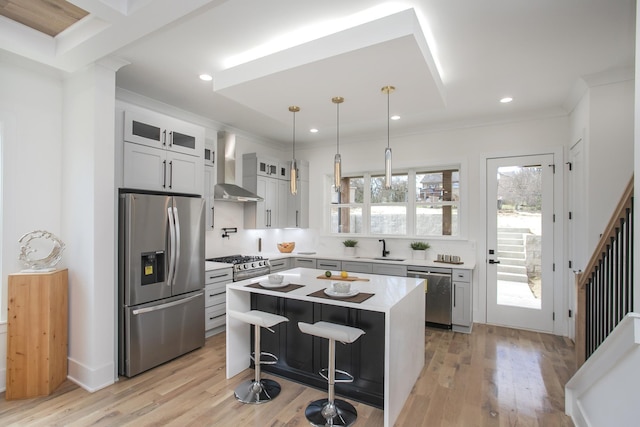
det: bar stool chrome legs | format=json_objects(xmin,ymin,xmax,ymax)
[
  {"xmin": 298, "ymin": 321, "xmax": 365, "ymax": 427},
  {"xmin": 228, "ymin": 310, "xmax": 289, "ymax": 404}
]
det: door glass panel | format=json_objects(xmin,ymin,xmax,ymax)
[
  {"xmin": 172, "ymin": 131, "xmax": 196, "ymax": 150},
  {"xmin": 132, "ymin": 120, "xmax": 161, "ymax": 142},
  {"xmin": 496, "ymin": 164, "xmax": 543, "ymax": 309}
]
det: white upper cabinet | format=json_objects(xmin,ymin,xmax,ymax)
[
  {"xmin": 124, "ymin": 110, "xmax": 203, "ymax": 157},
  {"xmin": 243, "ymin": 153, "xmax": 308, "ymax": 229},
  {"xmin": 204, "ymin": 139, "xmax": 216, "ymax": 229},
  {"xmin": 123, "ymin": 109, "xmax": 204, "ymax": 195}
]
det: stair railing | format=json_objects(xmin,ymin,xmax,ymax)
[{"xmin": 575, "ymin": 176, "xmax": 634, "ymax": 367}]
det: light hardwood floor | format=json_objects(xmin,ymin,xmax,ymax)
[{"xmin": 0, "ymin": 324, "xmax": 576, "ymax": 426}]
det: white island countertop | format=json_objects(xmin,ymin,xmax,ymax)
[
  {"xmin": 227, "ymin": 267, "xmax": 423, "ymax": 313},
  {"xmin": 226, "ymin": 267, "xmax": 425, "ymax": 427}
]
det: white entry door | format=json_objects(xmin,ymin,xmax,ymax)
[{"xmin": 486, "ymin": 154, "xmax": 555, "ymax": 332}]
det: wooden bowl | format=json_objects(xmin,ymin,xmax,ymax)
[{"xmin": 277, "ymin": 242, "xmax": 295, "ymax": 253}]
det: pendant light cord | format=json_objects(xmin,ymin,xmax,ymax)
[
  {"xmin": 336, "ymin": 102, "xmax": 340, "ymax": 154},
  {"xmin": 386, "ymin": 89, "xmax": 390, "ymax": 149},
  {"xmin": 292, "ymin": 110, "xmax": 296, "ymax": 159}
]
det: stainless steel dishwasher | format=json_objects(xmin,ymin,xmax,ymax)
[{"xmin": 407, "ymin": 266, "xmax": 452, "ymax": 328}]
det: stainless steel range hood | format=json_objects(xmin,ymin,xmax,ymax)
[{"xmin": 214, "ymin": 132, "xmax": 263, "ymax": 202}]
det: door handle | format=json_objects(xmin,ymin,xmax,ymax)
[{"xmin": 488, "ymin": 259, "xmax": 501, "ymax": 264}]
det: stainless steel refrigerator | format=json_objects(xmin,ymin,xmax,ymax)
[{"xmin": 118, "ymin": 192, "xmax": 205, "ymax": 377}]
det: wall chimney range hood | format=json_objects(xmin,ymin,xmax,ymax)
[{"xmin": 214, "ymin": 132, "xmax": 263, "ymax": 202}]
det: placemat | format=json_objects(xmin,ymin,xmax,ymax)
[
  {"xmin": 307, "ymin": 288, "xmax": 375, "ymax": 304},
  {"xmin": 246, "ymin": 282, "xmax": 305, "ymax": 293},
  {"xmin": 315, "ymin": 275, "xmax": 370, "ymax": 282}
]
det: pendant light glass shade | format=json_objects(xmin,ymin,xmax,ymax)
[
  {"xmin": 334, "ymin": 153, "xmax": 341, "ymax": 190},
  {"xmin": 381, "ymin": 86, "xmax": 395, "ymax": 189},
  {"xmin": 289, "ymin": 106, "xmax": 300, "ymax": 195},
  {"xmin": 332, "ymin": 96, "xmax": 344, "ymax": 192}
]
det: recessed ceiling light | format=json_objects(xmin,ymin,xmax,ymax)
[
  {"xmin": 391, "ymin": 115, "xmax": 401, "ymax": 121},
  {"xmin": 310, "ymin": 128, "xmax": 319, "ymax": 133},
  {"xmin": 199, "ymin": 74, "xmax": 213, "ymax": 81},
  {"xmin": 500, "ymin": 97, "xmax": 513, "ymax": 103}
]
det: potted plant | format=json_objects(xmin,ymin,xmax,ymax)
[
  {"xmin": 410, "ymin": 241, "xmax": 430, "ymax": 260},
  {"xmin": 342, "ymin": 239, "xmax": 358, "ymax": 256}
]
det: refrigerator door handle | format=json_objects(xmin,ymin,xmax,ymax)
[
  {"xmin": 173, "ymin": 206, "xmax": 181, "ymax": 268},
  {"xmin": 167, "ymin": 206, "xmax": 177, "ymax": 286},
  {"xmin": 132, "ymin": 292, "xmax": 204, "ymax": 315}
]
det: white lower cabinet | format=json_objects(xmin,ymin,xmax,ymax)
[
  {"xmin": 372, "ymin": 263, "xmax": 407, "ymax": 277},
  {"xmin": 452, "ymin": 268, "xmax": 473, "ymax": 333},
  {"xmin": 204, "ymin": 267, "xmax": 233, "ymax": 337},
  {"xmin": 342, "ymin": 261, "xmax": 373, "ymax": 274},
  {"xmin": 293, "ymin": 257, "xmax": 317, "ymax": 269},
  {"xmin": 317, "ymin": 259, "xmax": 342, "ymax": 271},
  {"xmin": 269, "ymin": 258, "xmax": 290, "ymax": 272}
]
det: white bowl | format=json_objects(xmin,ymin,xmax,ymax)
[
  {"xmin": 332, "ymin": 282, "xmax": 351, "ymax": 293},
  {"xmin": 268, "ymin": 274, "xmax": 284, "ymax": 284}
]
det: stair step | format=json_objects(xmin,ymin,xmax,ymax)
[
  {"xmin": 497, "ymin": 250, "xmax": 526, "ymax": 259},
  {"xmin": 497, "ymin": 244, "xmax": 525, "ymax": 252},
  {"xmin": 498, "ymin": 265, "xmax": 528, "ymax": 275},
  {"xmin": 498, "ymin": 237, "xmax": 524, "ymax": 247},
  {"xmin": 499, "ymin": 258, "xmax": 526, "ymax": 267},
  {"xmin": 497, "ymin": 272, "xmax": 529, "ymax": 283},
  {"xmin": 498, "ymin": 227, "xmax": 531, "ymax": 233}
]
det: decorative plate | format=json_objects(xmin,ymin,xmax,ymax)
[
  {"xmin": 324, "ymin": 288, "xmax": 360, "ymax": 298},
  {"xmin": 259, "ymin": 280, "xmax": 290, "ymax": 289}
]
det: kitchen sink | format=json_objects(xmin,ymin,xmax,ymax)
[{"xmin": 356, "ymin": 257, "xmax": 406, "ymax": 262}]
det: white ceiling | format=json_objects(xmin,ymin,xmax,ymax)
[{"xmin": 1, "ymin": 0, "xmax": 635, "ymax": 146}]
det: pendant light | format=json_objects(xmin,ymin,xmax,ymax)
[
  {"xmin": 332, "ymin": 96, "xmax": 344, "ymax": 192},
  {"xmin": 381, "ymin": 85, "xmax": 395, "ymax": 189},
  {"xmin": 289, "ymin": 106, "xmax": 300, "ymax": 195}
]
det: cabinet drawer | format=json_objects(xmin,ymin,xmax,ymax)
[
  {"xmin": 342, "ymin": 261, "xmax": 373, "ymax": 274},
  {"xmin": 372, "ymin": 264, "xmax": 407, "ymax": 277},
  {"xmin": 270, "ymin": 258, "xmax": 290, "ymax": 272},
  {"xmin": 294, "ymin": 258, "xmax": 317, "ymax": 268},
  {"xmin": 452, "ymin": 269, "xmax": 471, "ymax": 282},
  {"xmin": 205, "ymin": 268, "xmax": 233, "ymax": 285},
  {"xmin": 317, "ymin": 259, "xmax": 342, "ymax": 270},
  {"xmin": 205, "ymin": 281, "xmax": 226, "ymax": 296},
  {"xmin": 205, "ymin": 305, "xmax": 226, "ymax": 330},
  {"xmin": 205, "ymin": 292, "xmax": 225, "ymax": 308}
]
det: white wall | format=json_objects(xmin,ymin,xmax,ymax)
[
  {"xmin": 62, "ymin": 62, "xmax": 120, "ymax": 392},
  {"xmin": 299, "ymin": 115, "xmax": 570, "ymax": 328},
  {"xmin": 587, "ymin": 79, "xmax": 635, "ymax": 253},
  {"xmin": 0, "ymin": 54, "xmax": 64, "ymax": 391}
]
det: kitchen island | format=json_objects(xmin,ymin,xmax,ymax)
[{"xmin": 226, "ymin": 267, "xmax": 425, "ymax": 427}]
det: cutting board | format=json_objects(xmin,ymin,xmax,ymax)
[{"xmin": 316, "ymin": 275, "xmax": 370, "ymax": 282}]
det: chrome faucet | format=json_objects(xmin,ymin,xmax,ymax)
[{"xmin": 379, "ymin": 239, "xmax": 390, "ymax": 257}]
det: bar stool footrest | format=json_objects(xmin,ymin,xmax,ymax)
[
  {"xmin": 319, "ymin": 368, "xmax": 354, "ymax": 383},
  {"xmin": 250, "ymin": 351, "xmax": 279, "ymax": 365}
]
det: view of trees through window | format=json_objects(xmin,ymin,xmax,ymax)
[{"xmin": 329, "ymin": 168, "xmax": 460, "ymax": 237}]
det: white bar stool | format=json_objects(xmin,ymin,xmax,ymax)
[
  {"xmin": 298, "ymin": 321, "xmax": 365, "ymax": 427},
  {"xmin": 228, "ymin": 310, "xmax": 289, "ymax": 404}
]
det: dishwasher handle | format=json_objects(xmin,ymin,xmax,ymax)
[{"xmin": 407, "ymin": 271, "xmax": 452, "ymax": 279}]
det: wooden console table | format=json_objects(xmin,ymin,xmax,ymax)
[{"xmin": 6, "ymin": 269, "xmax": 68, "ymax": 400}]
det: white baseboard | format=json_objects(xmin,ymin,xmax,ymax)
[{"xmin": 67, "ymin": 357, "xmax": 115, "ymax": 393}]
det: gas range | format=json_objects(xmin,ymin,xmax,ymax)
[{"xmin": 207, "ymin": 254, "xmax": 270, "ymax": 281}]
